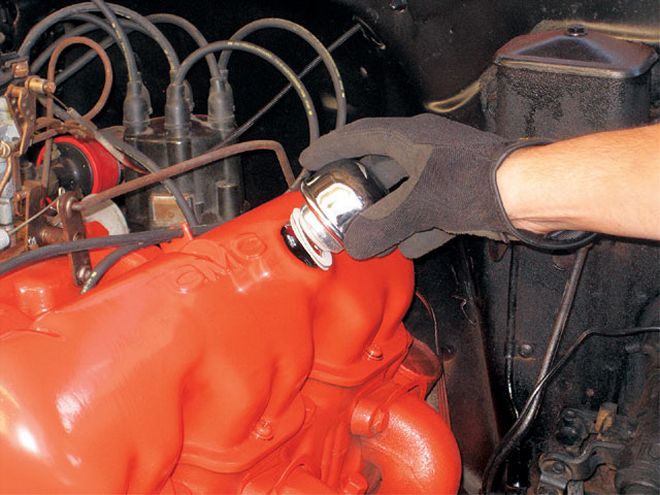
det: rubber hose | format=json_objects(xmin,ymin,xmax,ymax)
[
  {"xmin": 19, "ymin": 2, "xmax": 139, "ymax": 82},
  {"xmin": 217, "ymin": 18, "xmax": 346, "ymax": 129},
  {"xmin": 0, "ymin": 229, "xmax": 180, "ymax": 278},
  {"xmin": 20, "ymin": 3, "xmax": 180, "ymax": 80},
  {"xmin": 173, "ymin": 40, "xmax": 319, "ymax": 142},
  {"xmin": 0, "ymin": 222, "xmax": 222, "ymax": 278},
  {"xmin": 79, "ymin": 242, "xmax": 146, "ymax": 293},
  {"xmin": 30, "ymin": 12, "xmax": 179, "ymax": 77},
  {"xmin": 147, "ymin": 13, "xmax": 220, "ymax": 78}
]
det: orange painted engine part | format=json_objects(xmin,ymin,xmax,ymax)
[{"xmin": 0, "ymin": 193, "xmax": 461, "ymax": 494}]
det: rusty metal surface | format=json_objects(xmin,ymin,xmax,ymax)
[{"xmin": 57, "ymin": 190, "xmax": 91, "ymax": 285}]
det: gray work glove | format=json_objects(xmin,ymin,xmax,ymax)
[{"xmin": 299, "ymin": 114, "xmax": 540, "ymax": 259}]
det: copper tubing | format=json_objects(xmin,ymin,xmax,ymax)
[
  {"xmin": 73, "ymin": 140, "xmax": 294, "ymax": 212},
  {"xmin": 0, "ymin": 155, "xmax": 12, "ymax": 196},
  {"xmin": 41, "ymin": 36, "xmax": 113, "ymax": 189},
  {"xmin": 46, "ymin": 36, "xmax": 113, "ymax": 121}
]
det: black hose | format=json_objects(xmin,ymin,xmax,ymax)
[
  {"xmin": 30, "ymin": 13, "xmax": 119, "ymax": 75},
  {"xmin": 30, "ymin": 12, "xmax": 180, "ymax": 78},
  {"xmin": 80, "ymin": 242, "xmax": 146, "ymax": 293},
  {"xmin": 481, "ymin": 245, "xmax": 590, "ymax": 494},
  {"xmin": 172, "ymin": 40, "xmax": 319, "ymax": 143},
  {"xmin": 147, "ymin": 13, "xmax": 219, "ymax": 79},
  {"xmin": 0, "ymin": 230, "xmax": 180, "ymax": 278},
  {"xmin": 0, "ymin": 224, "xmax": 218, "ymax": 276},
  {"xmin": 217, "ymin": 18, "xmax": 347, "ymax": 129},
  {"xmin": 19, "ymin": 2, "xmax": 139, "ymax": 82},
  {"xmin": 526, "ymin": 326, "xmax": 660, "ymax": 406},
  {"xmin": 517, "ymin": 230, "xmax": 599, "ymax": 252},
  {"xmin": 88, "ymin": 0, "xmax": 139, "ymax": 77},
  {"xmin": 504, "ymin": 245, "xmax": 520, "ymax": 419},
  {"xmin": 66, "ymin": 14, "xmax": 179, "ymax": 73},
  {"xmin": 0, "ymin": 222, "xmax": 219, "ymax": 279},
  {"xmin": 215, "ymin": 24, "xmax": 361, "ymax": 158},
  {"xmin": 21, "ymin": 3, "xmax": 181, "ymax": 79}
]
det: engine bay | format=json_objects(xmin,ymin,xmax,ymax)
[{"xmin": 0, "ymin": 1, "xmax": 658, "ymax": 493}]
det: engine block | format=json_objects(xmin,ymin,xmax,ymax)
[{"xmin": 0, "ymin": 193, "xmax": 460, "ymax": 493}]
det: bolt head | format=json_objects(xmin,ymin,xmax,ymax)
[
  {"xmin": 76, "ymin": 266, "xmax": 92, "ymax": 282},
  {"xmin": 519, "ymin": 343, "xmax": 534, "ymax": 358},
  {"xmin": 557, "ymin": 426, "xmax": 580, "ymax": 446},
  {"xmin": 566, "ymin": 24, "xmax": 587, "ymax": 37},
  {"xmin": 650, "ymin": 442, "xmax": 660, "ymax": 460},
  {"xmin": 552, "ymin": 461, "xmax": 565, "ymax": 474},
  {"xmin": 440, "ymin": 345, "xmax": 456, "ymax": 360},
  {"xmin": 389, "ymin": 0, "xmax": 408, "ymax": 11}
]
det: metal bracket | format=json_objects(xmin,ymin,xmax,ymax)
[
  {"xmin": 4, "ymin": 68, "xmax": 55, "ymax": 193},
  {"xmin": 57, "ymin": 191, "xmax": 91, "ymax": 286},
  {"xmin": 536, "ymin": 405, "xmax": 636, "ymax": 495}
]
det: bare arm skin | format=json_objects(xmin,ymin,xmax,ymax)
[{"xmin": 497, "ymin": 124, "xmax": 660, "ymax": 241}]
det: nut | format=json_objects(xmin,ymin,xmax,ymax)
[
  {"xmin": 254, "ymin": 419, "xmax": 274, "ymax": 440},
  {"xmin": 365, "ymin": 344, "xmax": 383, "ymax": 361}
]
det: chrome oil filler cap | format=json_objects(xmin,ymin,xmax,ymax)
[{"xmin": 289, "ymin": 159, "xmax": 386, "ymax": 269}]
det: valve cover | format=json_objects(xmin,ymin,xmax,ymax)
[{"xmin": 0, "ymin": 193, "xmax": 460, "ymax": 493}]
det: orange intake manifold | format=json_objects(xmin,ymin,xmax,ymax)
[{"xmin": 0, "ymin": 193, "xmax": 460, "ymax": 493}]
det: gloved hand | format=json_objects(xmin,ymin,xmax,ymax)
[{"xmin": 299, "ymin": 114, "xmax": 542, "ymax": 259}]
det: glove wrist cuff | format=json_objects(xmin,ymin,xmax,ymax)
[
  {"xmin": 491, "ymin": 138, "xmax": 598, "ymax": 250},
  {"xmin": 491, "ymin": 138, "xmax": 550, "ymax": 243}
]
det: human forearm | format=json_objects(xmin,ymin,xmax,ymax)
[
  {"xmin": 497, "ymin": 125, "xmax": 660, "ymax": 240},
  {"xmin": 299, "ymin": 115, "xmax": 660, "ymax": 260}
]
